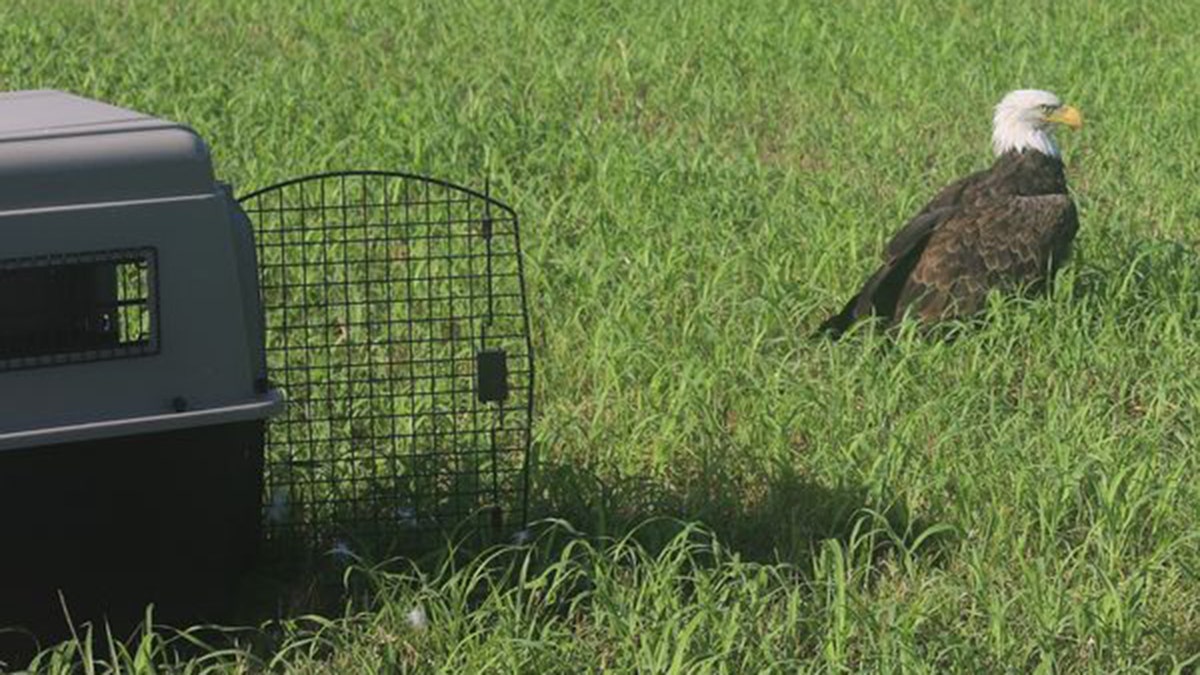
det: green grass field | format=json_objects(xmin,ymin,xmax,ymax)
[{"xmin": 3, "ymin": 0, "xmax": 1200, "ymax": 672}]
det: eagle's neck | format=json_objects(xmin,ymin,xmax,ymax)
[
  {"xmin": 992, "ymin": 116, "xmax": 1059, "ymax": 158},
  {"xmin": 993, "ymin": 149, "xmax": 1068, "ymax": 195}
]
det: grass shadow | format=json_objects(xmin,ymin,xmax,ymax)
[
  {"xmin": 528, "ymin": 455, "xmax": 956, "ymax": 571},
  {"xmin": 204, "ymin": 448, "xmax": 957, "ymax": 649},
  {"xmin": 1067, "ymin": 238, "xmax": 1200, "ymax": 318}
]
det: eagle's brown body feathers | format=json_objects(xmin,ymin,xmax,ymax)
[{"xmin": 819, "ymin": 149, "xmax": 1078, "ymax": 337}]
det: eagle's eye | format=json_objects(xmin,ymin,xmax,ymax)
[{"xmin": 1040, "ymin": 104, "xmax": 1057, "ymax": 113}]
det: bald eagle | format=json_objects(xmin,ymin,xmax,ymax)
[{"xmin": 818, "ymin": 89, "xmax": 1083, "ymax": 338}]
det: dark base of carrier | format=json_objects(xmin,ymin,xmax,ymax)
[{"xmin": 0, "ymin": 421, "xmax": 264, "ymax": 666}]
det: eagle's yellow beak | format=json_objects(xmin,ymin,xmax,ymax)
[{"xmin": 1047, "ymin": 105, "xmax": 1083, "ymax": 130}]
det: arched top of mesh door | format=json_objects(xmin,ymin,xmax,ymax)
[{"xmin": 237, "ymin": 170, "xmax": 518, "ymax": 220}]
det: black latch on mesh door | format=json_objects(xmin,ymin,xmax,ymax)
[{"xmin": 476, "ymin": 348, "xmax": 509, "ymax": 403}]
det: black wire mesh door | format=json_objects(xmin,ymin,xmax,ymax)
[{"xmin": 239, "ymin": 172, "xmax": 533, "ymax": 550}]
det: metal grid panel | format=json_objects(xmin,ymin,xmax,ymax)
[
  {"xmin": 0, "ymin": 248, "xmax": 157, "ymax": 371},
  {"xmin": 240, "ymin": 172, "xmax": 533, "ymax": 548}
]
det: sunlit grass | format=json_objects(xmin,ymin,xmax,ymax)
[{"xmin": 2, "ymin": 0, "xmax": 1199, "ymax": 672}]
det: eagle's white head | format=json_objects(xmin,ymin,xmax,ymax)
[{"xmin": 991, "ymin": 89, "xmax": 1083, "ymax": 158}]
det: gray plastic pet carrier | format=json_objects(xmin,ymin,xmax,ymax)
[
  {"xmin": 0, "ymin": 90, "xmax": 282, "ymax": 654},
  {"xmin": 0, "ymin": 90, "xmax": 535, "ymax": 660}
]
